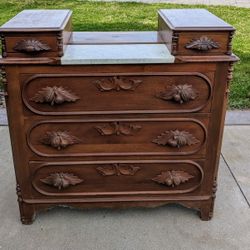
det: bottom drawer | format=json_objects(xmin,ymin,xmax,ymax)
[{"xmin": 30, "ymin": 160, "xmax": 205, "ymax": 197}]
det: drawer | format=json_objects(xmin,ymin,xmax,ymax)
[
  {"xmin": 26, "ymin": 117, "xmax": 208, "ymax": 158},
  {"xmin": 30, "ymin": 160, "xmax": 205, "ymax": 198},
  {"xmin": 22, "ymin": 72, "xmax": 212, "ymax": 115}
]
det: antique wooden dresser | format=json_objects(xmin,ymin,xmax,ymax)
[{"xmin": 0, "ymin": 9, "xmax": 238, "ymax": 224}]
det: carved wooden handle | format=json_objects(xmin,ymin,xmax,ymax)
[
  {"xmin": 94, "ymin": 76, "xmax": 142, "ymax": 91},
  {"xmin": 40, "ymin": 172, "xmax": 83, "ymax": 190},
  {"xmin": 185, "ymin": 36, "xmax": 219, "ymax": 51},
  {"xmin": 41, "ymin": 131, "xmax": 81, "ymax": 150},
  {"xmin": 30, "ymin": 86, "xmax": 79, "ymax": 106},
  {"xmin": 156, "ymin": 84, "xmax": 197, "ymax": 104},
  {"xmin": 152, "ymin": 130, "xmax": 199, "ymax": 148},
  {"xmin": 96, "ymin": 164, "xmax": 140, "ymax": 176},
  {"xmin": 13, "ymin": 39, "xmax": 51, "ymax": 53}
]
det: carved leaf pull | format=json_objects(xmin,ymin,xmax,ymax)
[
  {"xmin": 95, "ymin": 76, "xmax": 142, "ymax": 91},
  {"xmin": 13, "ymin": 39, "xmax": 51, "ymax": 53},
  {"xmin": 95, "ymin": 122, "xmax": 142, "ymax": 136},
  {"xmin": 41, "ymin": 131, "xmax": 81, "ymax": 150},
  {"xmin": 156, "ymin": 84, "xmax": 197, "ymax": 104},
  {"xmin": 96, "ymin": 164, "xmax": 140, "ymax": 176},
  {"xmin": 152, "ymin": 170, "xmax": 194, "ymax": 187},
  {"xmin": 185, "ymin": 36, "xmax": 219, "ymax": 51},
  {"xmin": 40, "ymin": 172, "xmax": 83, "ymax": 190},
  {"xmin": 152, "ymin": 130, "xmax": 199, "ymax": 148},
  {"xmin": 30, "ymin": 86, "xmax": 79, "ymax": 106}
]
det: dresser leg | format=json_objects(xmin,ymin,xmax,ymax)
[
  {"xmin": 18, "ymin": 202, "xmax": 36, "ymax": 225},
  {"xmin": 199, "ymin": 199, "xmax": 214, "ymax": 221}
]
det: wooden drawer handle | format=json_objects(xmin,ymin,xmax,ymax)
[
  {"xmin": 95, "ymin": 122, "xmax": 142, "ymax": 136},
  {"xmin": 13, "ymin": 39, "xmax": 51, "ymax": 53},
  {"xmin": 41, "ymin": 131, "xmax": 81, "ymax": 150},
  {"xmin": 40, "ymin": 172, "xmax": 83, "ymax": 190},
  {"xmin": 185, "ymin": 36, "xmax": 219, "ymax": 51},
  {"xmin": 156, "ymin": 84, "xmax": 197, "ymax": 104},
  {"xmin": 30, "ymin": 86, "xmax": 79, "ymax": 106},
  {"xmin": 94, "ymin": 76, "xmax": 142, "ymax": 91},
  {"xmin": 152, "ymin": 170, "xmax": 194, "ymax": 187},
  {"xmin": 96, "ymin": 163, "xmax": 140, "ymax": 176},
  {"xmin": 152, "ymin": 129, "xmax": 199, "ymax": 148}
]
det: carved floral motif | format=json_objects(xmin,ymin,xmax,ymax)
[
  {"xmin": 156, "ymin": 84, "xmax": 197, "ymax": 104},
  {"xmin": 13, "ymin": 39, "xmax": 51, "ymax": 53},
  {"xmin": 152, "ymin": 170, "xmax": 194, "ymax": 187},
  {"xmin": 152, "ymin": 130, "xmax": 199, "ymax": 148},
  {"xmin": 41, "ymin": 131, "xmax": 81, "ymax": 150},
  {"xmin": 40, "ymin": 172, "xmax": 83, "ymax": 190},
  {"xmin": 30, "ymin": 86, "xmax": 79, "ymax": 106},
  {"xmin": 96, "ymin": 164, "xmax": 140, "ymax": 176},
  {"xmin": 185, "ymin": 36, "xmax": 219, "ymax": 51},
  {"xmin": 94, "ymin": 76, "xmax": 142, "ymax": 91},
  {"xmin": 95, "ymin": 122, "xmax": 142, "ymax": 136}
]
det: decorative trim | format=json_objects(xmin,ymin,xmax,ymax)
[
  {"xmin": 152, "ymin": 130, "xmax": 200, "ymax": 148},
  {"xmin": 0, "ymin": 66, "xmax": 8, "ymax": 97},
  {"xmin": 0, "ymin": 35, "xmax": 7, "ymax": 57},
  {"xmin": 41, "ymin": 131, "xmax": 81, "ymax": 150},
  {"xmin": 185, "ymin": 36, "xmax": 219, "ymax": 51},
  {"xmin": 94, "ymin": 76, "xmax": 142, "ymax": 91},
  {"xmin": 226, "ymin": 62, "xmax": 234, "ymax": 96},
  {"xmin": 171, "ymin": 31, "xmax": 179, "ymax": 55},
  {"xmin": 30, "ymin": 86, "xmax": 79, "ymax": 106},
  {"xmin": 95, "ymin": 122, "xmax": 142, "ymax": 136},
  {"xmin": 156, "ymin": 84, "xmax": 197, "ymax": 104},
  {"xmin": 40, "ymin": 172, "xmax": 83, "ymax": 190},
  {"xmin": 13, "ymin": 39, "xmax": 51, "ymax": 53},
  {"xmin": 16, "ymin": 184, "xmax": 23, "ymax": 203},
  {"xmin": 57, "ymin": 32, "xmax": 64, "ymax": 57},
  {"xmin": 96, "ymin": 163, "xmax": 140, "ymax": 176},
  {"xmin": 226, "ymin": 31, "xmax": 235, "ymax": 55},
  {"xmin": 152, "ymin": 170, "xmax": 194, "ymax": 187}
]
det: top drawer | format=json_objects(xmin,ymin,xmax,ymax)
[{"xmin": 22, "ymin": 72, "xmax": 213, "ymax": 116}]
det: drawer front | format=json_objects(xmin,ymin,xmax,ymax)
[
  {"xmin": 30, "ymin": 160, "xmax": 205, "ymax": 197},
  {"xmin": 27, "ymin": 118, "xmax": 208, "ymax": 157},
  {"xmin": 22, "ymin": 72, "xmax": 212, "ymax": 115}
]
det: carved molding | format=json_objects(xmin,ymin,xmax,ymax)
[
  {"xmin": 185, "ymin": 36, "xmax": 219, "ymax": 51},
  {"xmin": 94, "ymin": 76, "xmax": 142, "ymax": 91},
  {"xmin": 156, "ymin": 84, "xmax": 197, "ymax": 104},
  {"xmin": 30, "ymin": 86, "xmax": 79, "ymax": 106},
  {"xmin": 40, "ymin": 172, "xmax": 83, "ymax": 190},
  {"xmin": 16, "ymin": 184, "xmax": 23, "ymax": 203},
  {"xmin": 0, "ymin": 66, "xmax": 8, "ymax": 97},
  {"xmin": 226, "ymin": 62, "xmax": 234, "ymax": 96},
  {"xmin": 41, "ymin": 131, "xmax": 81, "ymax": 150},
  {"xmin": 57, "ymin": 32, "xmax": 64, "ymax": 57},
  {"xmin": 172, "ymin": 31, "xmax": 179, "ymax": 55},
  {"xmin": 152, "ymin": 130, "xmax": 199, "ymax": 148},
  {"xmin": 0, "ymin": 35, "xmax": 7, "ymax": 57},
  {"xmin": 13, "ymin": 39, "xmax": 51, "ymax": 53},
  {"xmin": 96, "ymin": 164, "xmax": 140, "ymax": 176},
  {"xmin": 95, "ymin": 122, "xmax": 142, "ymax": 136},
  {"xmin": 152, "ymin": 170, "xmax": 194, "ymax": 187},
  {"xmin": 226, "ymin": 31, "xmax": 235, "ymax": 55}
]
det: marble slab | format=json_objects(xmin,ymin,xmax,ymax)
[{"xmin": 61, "ymin": 44, "xmax": 175, "ymax": 65}]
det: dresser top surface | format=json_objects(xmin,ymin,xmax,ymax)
[{"xmin": 0, "ymin": 9, "xmax": 71, "ymax": 32}]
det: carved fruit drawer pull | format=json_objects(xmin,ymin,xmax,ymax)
[
  {"xmin": 13, "ymin": 39, "xmax": 51, "ymax": 53},
  {"xmin": 94, "ymin": 76, "xmax": 142, "ymax": 91},
  {"xmin": 185, "ymin": 36, "xmax": 219, "ymax": 51},
  {"xmin": 41, "ymin": 131, "xmax": 81, "ymax": 150},
  {"xmin": 95, "ymin": 122, "xmax": 142, "ymax": 136},
  {"xmin": 152, "ymin": 170, "xmax": 194, "ymax": 187},
  {"xmin": 156, "ymin": 84, "xmax": 197, "ymax": 104},
  {"xmin": 96, "ymin": 164, "xmax": 140, "ymax": 176},
  {"xmin": 152, "ymin": 130, "xmax": 199, "ymax": 148},
  {"xmin": 40, "ymin": 172, "xmax": 83, "ymax": 190},
  {"xmin": 30, "ymin": 86, "xmax": 79, "ymax": 106}
]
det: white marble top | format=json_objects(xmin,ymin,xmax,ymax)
[{"xmin": 61, "ymin": 44, "xmax": 175, "ymax": 65}]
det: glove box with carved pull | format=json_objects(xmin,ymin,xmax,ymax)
[{"xmin": 0, "ymin": 9, "xmax": 238, "ymax": 224}]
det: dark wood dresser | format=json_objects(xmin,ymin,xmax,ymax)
[{"xmin": 0, "ymin": 9, "xmax": 238, "ymax": 224}]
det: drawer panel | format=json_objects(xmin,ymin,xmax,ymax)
[
  {"xmin": 30, "ymin": 160, "xmax": 205, "ymax": 197},
  {"xmin": 22, "ymin": 72, "xmax": 212, "ymax": 115},
  {"xmin": 27, "ymin": 117, "xmax": 208, "ymax": 157}
]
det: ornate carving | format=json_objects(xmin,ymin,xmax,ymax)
[
  {"xmin": 95, "ymin": 122, "xmax": 142, "ymax": 136},
  {"xmin": 226, "ymin": 31, "xmax": 235, "ymax": 55},
  {"xmin": 41, "ymin": 131, "xmax": 81, "ymax": 150},
  {"xmin": 152, "ymin": 170, "xmax": 194, "ymax": 187},
  {"xmin": 172, "ymin": 31, "xmax": 179, "ymax": 55},
  {"xmin": 94, "ymin": 76, "xmax": 142, "ymax": 91},
  {"xmin": 30, "ymin": 86, "xmax": 79, "ymax": 106},
  {"xmin": 0, "ymin": 35, "xmax": 7, "ymax": 57},
  {"xmin": 40, "ymin": 172, "xmax": 83, "ymax": 190},
  {"xmin": 156, "ymin": 84, "xmax": 197, "ymax": 104},
  {"xmin": 0, "ymin": 66, "xmax": 8, "ymax": 98},
  {"xmin": 13, "ymin": 39, "xmax": 51, "ymax": 53},
  {"xmin": 226, "ymin": 62, "xmax": 234, "ymax": 96},
  {"xmin": 152, "ymin": 130, "xmax": 199, "ymax": 148},
  {"xmin": 96, "ymin": 164, "xmax": 140, "ymax": 176},
  {"xmin": 16, "ymin": 184, "xmax": 23, "ymax": 203},
  {"xmin": 57, "ymin": 32, "xmax": 64, "ymax": 57},
  {"xmin": 185, "ymin": 36, "xmax": 219, "ymax": 51}
]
